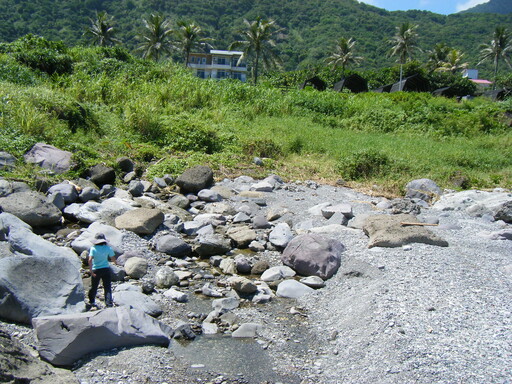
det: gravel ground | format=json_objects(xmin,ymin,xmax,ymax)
[{"xmin": 2, "ymin": 180, "xmax": 511, "ymax": 384}]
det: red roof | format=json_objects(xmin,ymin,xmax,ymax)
[{"xmin": 471, "ymin": 79, "xmax": 493, "ymax": 85}]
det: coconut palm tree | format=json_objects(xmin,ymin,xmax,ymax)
[
  {"xmin": 388, "ymin": 22, "xmax": 420, "ymax": 89},
  {"xmin": 174, "ymin": 21, "xmax": 213, "ymax": 66},
  {"xmin": 437, "ymin": 49, "xmax": 469, "ymax": 74},
  {"xmin": 478, "ymin": 26, "xmax": 512, "ymax": 88},
  {"xmin": 326, "ymin": 37, "xmax": 363, "ymax": 76},
  {"xmin": 84, "ymin": 11, "xmax": 121, "ymax": 47},
  {"xmin": 426, "ymin": 43, "xmax": 451, "ymax": 72},
  {"xmin": 229, "ymin": 17, "xmax": 283, "ymax": 84},
  {"xmin": 136, "ymin": 14, "xmax": 174, "ymax": 61}
]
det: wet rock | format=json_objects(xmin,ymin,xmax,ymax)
[
  {"xmin": 201, "ymin": 283, "xmax": 223, "ymax": 297},
  {"xmin": 212, "ymin": 297, "xmax": 240, "ymax": 313},
  {"xmin": 232, "ymin": 323, "xmax": 262, "ymax": 338}
]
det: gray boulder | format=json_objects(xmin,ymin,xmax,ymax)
[
  {"xmin": 115, "ymin": 208, "xmax": 164, "ymax": 235},
  {"xmin": 71, "ymin": 222, "xmax": 126, "ymax": 256},
  {"xmin": 363, "ymin": 214, "xmax": 449, "ymax": 248},
  {"xmin": 32, "ymin": 306, "xmax": 172, "ymax": 366},
  {"xmin": 79, "ymin": 187, "xmax": 101, "ymax": 202},
  {"xmin": 0, "ymin": 152, "xmax": 16, "ymax": 171},
  {"xmin": 112, "ymin": 290, "xmax": 163, "ymax": 317},
  {"xmin": 260, "ymin": 266, "xmax": 296, "ymax": 282},
  {"xmin": 276, "ymin": 280, "xmax": 314, "ymax": 299},
  {"xmin": 232, "ymin": 323, "xmax": 262, "ymax": 338},
  {"xmin": 321, "ymin": 203, "xmax": 353, "ymax": 219},
  {"xmin": 175, "ymin": 165, "xmax": 214, "ymax": 194},
  {"xmin": 0, "ymin": 325, "xmax": 79, "ymax": 383},
  {"xmin": 269, "ymin": 222, "xmax": 294, "ymax": 248},
  {"xmin": 198, "ymin": 189, "xmax": 222, "ymax": 202},
  {"xmin": 0, "ymin": 255, "xmax": 85, "ymax": 324},
  {"xmin": 116, "ymin": 156, "xmax": 135, "ymax": 173},
  {"xmin": 47, "ymin": 183, "xmax": 79, "ymax": 204},
  {"xmin": 155, "ymin": 266, "xmax": 179, "ymax": 288},
  {"xmin": 155, "ymin": 234, "xmax": 192, "ymax": 257},
  {"xmin": 228, "ymin": 276, "xmax": 258, "ymax": 294},
  {"xmin": 124, "ymin": 257, "xmax": 148, "ymax": 279},
  {"xmin": 24, "ymin": 143, "xmax": 72, "ymax": 174},
  {"xmin": 47, "ymin": 192, "xmax": 65, "ymax": 211},
  {"xmin": 0, "ymin": 211, "xmax": 32, "ymax": 241},
  {"xmin": 128, "ymin": 180, "xmax": 145, "ymax": 197},
  {"xmin": 0, "ymin": 179, "xmax": 13, "ymax": 197},
  {"xmin": 193, "ymin": 235, "xmax": 231, "ymax": 258},
  {"xmin": 494, "ymin": 201, "xmax": 512, "ymax": 223},
  {"xmin": 0, "ymin": 191, "xmax": 62, "ymax": 227},
  {"xmin": 405, "ymin": 178, "xmax": 442, "ymax": 204},
  {"xmin": 88, "ymin": 164, "xmax": 116, "ymax": 186},
  {"xmin": 281, "ymin": 233, "xmax": 344, "ymax": 280}
]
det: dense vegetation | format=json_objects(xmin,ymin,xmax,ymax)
[
  {"xmin": 462, "ymin": 0, "xmax": 512, "ymax": 15},
  {"xmin": 0, "ymin": 38, "xmax": 511, "ymax": 195},
  {"xmin": 0, "ymin": 0, "xmax": 511, "ymax": 76}
]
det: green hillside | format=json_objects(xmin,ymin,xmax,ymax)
[
  {"xmin": 462, "ymin": 0, "xmax": 512, "ymax": 15},
  {"xmin": 0, "ymin": 0, "xmax": 511, "ymax": 75}
]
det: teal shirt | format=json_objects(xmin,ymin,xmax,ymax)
[{"xmin": 90, "ymin": 244, "xmax": 115, "ymax": 270}]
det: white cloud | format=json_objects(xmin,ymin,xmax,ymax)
[{"xmin": 456, "ymin": 0, "xmax": 489, "ymax": 12}]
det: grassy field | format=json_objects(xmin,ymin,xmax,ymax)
[{"xmin": 0, "ymin": 42, "xmax": 511, "ymax": 196}]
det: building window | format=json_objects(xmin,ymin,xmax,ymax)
[
  {"xmin": 217, "ymin": 71, "xmax": 226, "ymax": 79},
  {"xmin": 215, "ymin": 57, "xmax": 226, "ymax": 65},
  {"xmin": 232, "ymin": 73, "xmax": 243, "ymax": 81},
  {"xmin": 196, "ymin": 70, "xmax": 205, "ymax": 79}
]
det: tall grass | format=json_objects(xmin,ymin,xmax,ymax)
[{"xmin": 0, "ymin": 42, "xmax": 510, "ymax": 194}]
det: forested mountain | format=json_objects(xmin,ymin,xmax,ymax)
[
  {"xmin": 0, "ymin": 0, "xmax": 511, "ymax": 74},
  {"xmin": 462, "ymin": 0, "xmax": 512, "ymax": 15}
]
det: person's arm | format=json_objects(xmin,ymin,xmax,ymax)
[
  {"xmin": 89, "ymin": 254, "xmax": 96, "ymax": 277},
  {"xmin": 108, "ymin": 247, "xmax": 116, "ymax": 265}
]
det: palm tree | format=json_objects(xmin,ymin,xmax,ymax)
[
  {"xmin": 426, "ymin": 43, "xmax": 451, "ymax": 72},
  {"xmin": 388, "ymin": 22, "xmax": 420, "ymax": 89},
  {"xmin": 478, "ymin": 26, "xmax": 512, "ymax": 88},
  {"xmin": 326, "ymin": 37, "xmax": 363, "ymax": 76},
  {"xmin": 229, "ymin": 17, "xmax": 283, "ymax": 84},
  {"xmin": 84, "ymin": 11, "xmax": 121, "ymax": 47},
  {"xmin": 174, "ymin": 21, "xmax": 213, "ymax": 66},
  {"xmin": 136, "ymin": 14, "xmax": 174, "ymax": 61},
  {"xmin": 437, "ymin": 49, "xmax": 469, "ymax": 74}
]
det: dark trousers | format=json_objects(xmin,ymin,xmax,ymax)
[{"xmin": 88, "ymin": 267, "xmax": 113, "ymax": 306}]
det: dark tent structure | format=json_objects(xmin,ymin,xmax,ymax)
[
  {"xmin": 390, "ymin": 74, "xmax": 429, "ymax": 93},
  {"xmin": 300, "ymin": 76, "xmax": 327, "ymax": 91},
  {"xmin": 483, "ymin": 89, "xmax": 507, "ymax": 101},
  {"xmin": 333, "ymin": 74, "xmax": 368, "ymax": 93}
]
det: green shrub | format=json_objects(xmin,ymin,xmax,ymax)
[
  {"xmin": 242, "ymin": 139, "xmax": 283, "ymax": 158},
  {"xmin": 337, "ymin": 149, "xmax": 392, "ymax": 180}
]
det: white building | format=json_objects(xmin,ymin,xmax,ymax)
[{"xmin": 187, "ymin": 50, "xmax": 247, "ymax": 82}]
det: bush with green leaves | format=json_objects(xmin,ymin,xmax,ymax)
[{"xmin": 337, "ymin": 149, "xmax": 395, "ymax": 180}]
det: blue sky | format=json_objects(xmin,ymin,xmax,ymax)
[{"xmin": 358, "ymin": 0, "xmax": 490, "ymax": 14}]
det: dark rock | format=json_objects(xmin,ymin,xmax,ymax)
[
  {"xmin": 494, "ymin": 201, "xmax": 512, "ymax": 223},
  {"xmin": 116, "ymin": 156, "xmax": 135, "ymax": 173},
  {"xmin": 88, "ymin": 164, "xmax": 116, "ymax": 186},
  {"xmin": 0, "ymin": 151, "xmax": 16, "ymax": 170},
  {"xmin": 405, "ymin": 178, "xmax": 442, "ymax": 204},
  {"xmin": 281, "ymin": 233, "xmax": 344, "ymax": 280},
  {"xmin": 0, "ymin": 191, "xmax": 62, "ymax": 227},
  {"xmin": 175, "ymin": 165, "xmax": 214, "ymax": 194},
  {"xmin": 48, "ymin": 182, "xmax": 79, "ymax": 204},
  {"xmin": 79, "ymin": 187, "xmax": 101, "ymax": 202},
  {"xmin": 155, "ymin": 235, "xmax": 192, "ymax": 258},
  {"xmin": 251, "ymin": 260, "xmax": 270, "ymax": 275}
]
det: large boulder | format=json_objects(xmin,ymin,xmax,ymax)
[
  {"xmin": 0, "ymin": 325, "xmax": 79, "ymax": 383},
  {"xmin": 64, "ymin": 198, "xmax": 135, "ymax": 225},
  {"xmin": 0, "ymin": 212, "xmax": 32, "ymax": 241},
  {"xmin": 124, "ymin": 257, "xmax": 148, "ymax": 279},
  {"xmin": 115, "ymin": 208, "xmax": 164, "ymax": 235},
  {"xmin": 175, "ymin": 165, "xmax": 214, "ymax": 194},
  {"xmin": 32, "ymin": 306, "xmax": 172, "ymax": 367},
  {"xmin": 268, "ymin": 222, "xmax": 294, "ymax": 248},
  {"xmin": 405, "ymin": 178, "xmax": 442, "ymax": 204},
  {"xmin": 47, "ymin": 182, "xmax": 79, "ymax": 204},
  {"xmin": 71, "ymin": 222, "xmax": 126, "ymax": 256},
  {"xmin": 24, "ymin": 143, "xmax": 73, "ymax": 174},
  {"xmin": 363, "ymin": 214, "xmax": 449, "ymax": 248},
  {"xmin": 281, "ymin": 233, "xmax": 344, "ymax": 280},
  {"xmin": 0, "ymin": 191, "xmax": 62, "ymax": 227},
  {"xmin": 112, "ymin": 290, "xmax": 163, "ymax": 317},
  {"xmin": 226, "ymin": 225, "xmax": 257, "ymax": 248},
  {"xmin": 193, "ymin": 235, "xmax": 231, "ymax": 258},
  {"xmin": 0, "ymin": 255, "xmax": 85, "ymax": 324},
  {"xmin": 276, "ymin": 279, "xmax": 314, "ymax": 299}
]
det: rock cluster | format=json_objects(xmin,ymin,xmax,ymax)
[{"xmin": 0, "ymin": 144, "xmax": 511, "ymax": 381}]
